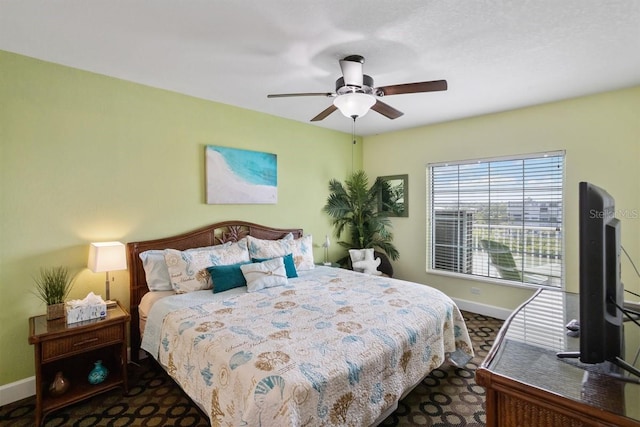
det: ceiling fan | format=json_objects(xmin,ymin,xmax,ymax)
[{"xmin": 267, "ymin": 54, "xmax": 447, "ymax": 122}]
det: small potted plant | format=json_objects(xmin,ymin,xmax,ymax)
[{"xmin": 33, "ymin": 266, "xmax": 75, "ymax": 320}]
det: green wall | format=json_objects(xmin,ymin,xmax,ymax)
[
  {"xmin": 2, "ymin": 48, "xmax": 639, "ymax": 390},
  {"xmin": 363, "ymin": 87, "xmax": 640, "ymax": 311},
  {"xmin": 0, "ymin": 50, "xmax": 361, "ymax": 385}
]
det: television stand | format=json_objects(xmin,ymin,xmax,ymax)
[
  {"xmin": 556, "ymin": 350, "xmax": 580, "ymax": 359},
  {"xmin": 477, "ymin": 289, "xmax": 640, "ymax": 427},
  {"xmin": 614, "ymin": 357, "xmax": 640, "ymax": 379},
  {"xmin": 557, "ymin": 350, "xmax": 640, "ymax": 382}
]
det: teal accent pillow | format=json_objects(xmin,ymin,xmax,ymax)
[
  {"xmin": 207, "ymin": 261, "xmax": 251, "ymax": 293},
  {"xmin": 251, "ymin": 253, "xmax": 298, "ymax": 278}
]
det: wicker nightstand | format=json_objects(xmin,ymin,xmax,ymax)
[{"xmin": 28, "ymin": 301, "xmax": 130, "ymax": 426}]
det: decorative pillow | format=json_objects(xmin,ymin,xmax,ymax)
[
  {"xmin": 349, "ymin": 248, "xmax": 382, "ymax": 276},
  {"xmin": 246, "ymin": 234, "xmax": 293, "ymax": 259},
  {"xmin": 241, "ymin": 257, "xmax": 288, "ymax": 293},
  {"xmin": 139, "ymin": 250, "xmax": 172, "ymax": 291},
  {"xmin": 164, "ymin": 239, "xmax": 250, "ymax": 293},
  {"xmin": 290, "ymin": 234, "xmax": 315, "ymax": 271},
  {"xmin": 252, "ymin": 253, "xmax": 298, "ymax": 278},
  {"xmin": 207, "ymin": 261, "xmax": 251, "ymax": 293}
]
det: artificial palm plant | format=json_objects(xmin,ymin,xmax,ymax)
[
  {"xmin": 33, "ymin": 266, "xmax": 75, "ymax": 320},
  {"xmin": 323, "ymin": 170, "xmax": 399, "ymax": 262}
]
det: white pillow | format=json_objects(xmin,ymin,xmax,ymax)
[
  {"xmin": 139, "ymin": 250, "xmax": 172, "ymax": 291},
  {"xmin": 241, "ymin": 257, "xmax": 288, "ymax": 292},
  {"xmin": 246, "ymin": 234, "xmax": 293, "ymax": 259},
  {"xmin": 290, "ymin": 234, "xmax": 315, "ymax": 271},
  {"xmin": 164, "ymin": 239, "xmax": 250, "ymax": 293}
]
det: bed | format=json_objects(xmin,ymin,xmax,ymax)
[{"xmin": 128, "ymin": 220, "xmax": 473, "ymax": 426}]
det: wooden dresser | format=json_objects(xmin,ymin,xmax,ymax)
[{"xmin": 476, "ymin": 289, "xmax": 640, "ymax": 427}]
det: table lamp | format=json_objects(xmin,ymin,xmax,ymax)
[
  {"xmin": 88, "ymin": 241, "xmax": 127, "ymax": 307},
  {"xmin": 322, "ymin": 235, "xmax": 331, "ymax": 266}
]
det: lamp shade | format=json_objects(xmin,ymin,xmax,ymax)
[
  {"xmin": 333, "ymin": 93, "xmax": 376, "ymax": 118},
  {"xmin": 88, "ymin": 242, "xmax": 127, "ymax": 273}
]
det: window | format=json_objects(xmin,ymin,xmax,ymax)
[{"xmin": 428, "ymin": 151, "xmax": 564, "ymax": 287}]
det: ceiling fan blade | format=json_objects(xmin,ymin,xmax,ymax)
[
  {"xmin": 339, "ymin": 58, "xmax": 363, "ymax": 87},
  {"xmin": 310, "ymin": 105, "xmax": 338, "ymax": 122},
  {"xmin": 377, "ymin": 79, "xmax": 448, "ymax": 96},
  {"xmin": 371, "ymin": 100, "xmax": 404, "ymax": 120},
  {"xmin": 267, "ymin": 92, "xmax": 334, "ymax": 98}
]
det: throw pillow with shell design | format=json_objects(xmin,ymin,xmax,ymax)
[
  {"xmin": 290, "ymin": 234, "xmax": 315, "ymax": 271},
  {"xmin": 246, "ymin": 234, "xmax": 294, "ymax": 259},
  {"xmin": 164, "ymin": 239, "xmax": 250, "ymax": 293}
]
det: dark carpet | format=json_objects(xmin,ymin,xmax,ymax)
[{"xmin": 0, "ymin": 312, "xmax": 503, "ymax": 426}]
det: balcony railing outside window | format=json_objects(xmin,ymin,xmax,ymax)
[{"xmin": 471, "ymin": 224, "xmax": 562, "ymax": 286}]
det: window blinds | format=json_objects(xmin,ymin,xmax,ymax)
[{"xmin": 428, "ymin": 151, "xmax": 564, "ymax": 287}]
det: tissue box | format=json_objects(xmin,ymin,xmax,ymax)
[{"xmin": 65, "ymin": 302, "xmax": 107, "ymax": 324}]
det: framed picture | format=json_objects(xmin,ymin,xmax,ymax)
[
  {"xmin": 206, "ymin": 145, "xmax": 277, "ymax": 204},
  {"xmin": 378, "ymin": 174, "xmax": 408, "ymax": 217}
]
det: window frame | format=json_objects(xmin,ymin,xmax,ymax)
[{"xmin": 426, "ymin": 150, "xmax": 566, "ymax": 290}]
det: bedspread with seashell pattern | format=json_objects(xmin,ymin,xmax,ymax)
[{"xmin": 154, "ymin": 267, "xmax": 473, "ymax": 426}]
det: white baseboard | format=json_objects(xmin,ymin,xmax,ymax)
[
  {"xmin": 453, "ymin": 297, "xmax": 512, "ymax": 320},
  {"xmin": 0, "ymin": 376, "xmax": 35, "ymax": 406}
]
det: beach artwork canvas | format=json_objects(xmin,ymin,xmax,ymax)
[{"xmin": 206, "ymin": 145, "xmax": 277, "ymax": 204}]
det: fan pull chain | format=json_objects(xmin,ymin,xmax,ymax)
[
  {"xmin": 351, "ymin": 116, "xmax": 357, "ymax": 172},
  {"xmin": 352, "ymin": 116, "xmax": 357, "ymax": 144}
]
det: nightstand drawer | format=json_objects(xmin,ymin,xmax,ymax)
[{"xmin": 41, "ymin": 324, "xmax": 123, "ymax": 362}]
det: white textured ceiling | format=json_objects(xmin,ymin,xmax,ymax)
[{"xmin": 1, "ymin": 1, "xmax": 639, "ymax": 136}]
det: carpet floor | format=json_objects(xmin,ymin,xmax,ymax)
[{"xmin": 0, "ymin": 311, "xmax": 503, "ymax": 426}]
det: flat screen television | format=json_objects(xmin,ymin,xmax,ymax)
[
  {"xmin": 558, "ymin": 182, "xmax": 639, "ymax": 378},
  {"xmin": 577, "ymin": 181, "xmax": 624, "ymax": 364}
]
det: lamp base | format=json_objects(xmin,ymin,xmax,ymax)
[{"xmin": 105, "ymin": 299, "xmax": 118, "ymax": 308}]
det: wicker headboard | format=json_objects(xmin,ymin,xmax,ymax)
[{"xmin": 127, "ymin": 220, "xmax": 303, "ymax": 361}]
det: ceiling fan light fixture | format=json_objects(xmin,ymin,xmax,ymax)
[
  {"xmin": 333, "ymin": 93, "xmax": 376, "ymax": 118},
  {"xmin": 267, "ymin": 55, "xmax": 446, "ymax": 122}
]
